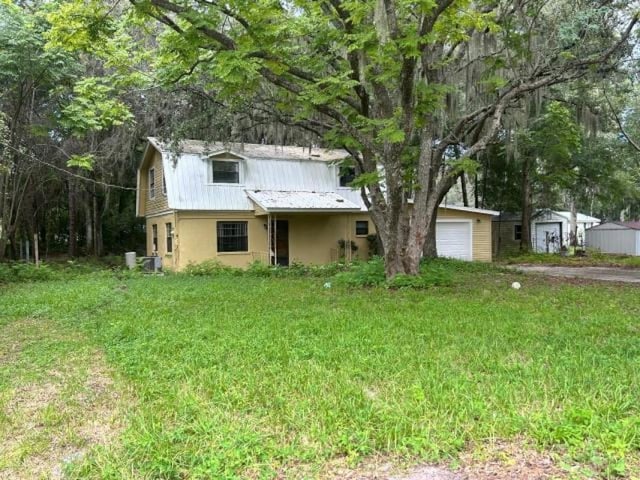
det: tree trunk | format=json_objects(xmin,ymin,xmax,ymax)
[
  {"xmin": 422, "ymin": 212, "xmax": 438, "ymax": 259},
  {"xmin": 85, "ymin": 200, "xmax": 94, "ymax": 255},
  {"xmin": 461, "ymin": 173, "xmax": 469, "ymax": 207},
  {"xmin": 474, "ymin": 173, "xmax": 479, "ymax": 209},
  {"xmin": 68, "ymin": 181, "xmax": 77, "ymax": 257},
  {"xmin": 520, "ymin": 156, "xmax": 532, "ymax": 252}
]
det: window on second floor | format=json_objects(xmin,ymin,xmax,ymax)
[
  {"xmin": 212, "ymin": 160, "xmax": 240, "ymax": 184},
  {"xmin": 162, "ymin": 174, "xmax": 167, "ymax": 195},
  {"xmin": 149, "ymin": 168, "xmax": 156, "ymax": 199},
  {"xmin": 339, "ymin": 166, "xmax": 356, "ymax": 187}
]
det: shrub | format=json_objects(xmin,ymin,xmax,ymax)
[
  {"xmin": 182, "ymin": 260, "xmax": 240, "ymax": 276},
  {"xmin": 332, "ymin": 257, "xmax": 386, "ymax": 287},
  {"xmin": 0, "ymin": 262, "xmax": 57, "ymax": 283}
]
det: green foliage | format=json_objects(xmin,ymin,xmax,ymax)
[
  {"xmin": 0, "ymin": 262, "xmax": 56, "ymax": 283},
  {"xmin": 66, "ymin": 153, "xmax": 95, "ymax": 170},
  {"xmin": 60, "ymin": 77, "xmax": 134, "ymax": 136}
]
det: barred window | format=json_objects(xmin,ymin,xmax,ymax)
[
  {"xmin": 217, "ymin": 221, "xmax": 248, "ymax": 252},
  {"xmin": 212, "ymin": 160, "xmax": 240, "ymax": 184},
  {"xmin": 355, "ymin": 220, "xmax": 369, "ymax": 236}
]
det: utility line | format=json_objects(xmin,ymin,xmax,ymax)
[{"xmin": 1, "ymin": 142, "xmax": 139, "ymax": 192}]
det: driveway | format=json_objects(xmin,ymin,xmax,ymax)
[{"xmin": 510, "ymin": 265, "xmax": 640, "ymax": 283}]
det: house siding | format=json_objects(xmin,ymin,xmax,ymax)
[
  {"xmin": 492, "ymin": 219, "xmax": 521, "ymax": 257},
  {"xmin": 141, "ymin": 151, "xmax": 169, "ymax": 216},
  {"xmin": 438, "ymin": 208, "xmax": 492, "ymax": 262}
]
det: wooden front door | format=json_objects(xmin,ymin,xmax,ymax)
[{"xmin": 271, "ymin": 220, "xmax": 289, "ymax": 266}]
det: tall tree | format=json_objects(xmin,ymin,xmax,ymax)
[{"xmin": 125, "ymin": 0, "xmax": 638, "ymax": 276}]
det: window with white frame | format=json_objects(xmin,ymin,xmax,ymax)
[
  {"xmin": 162, "ymin": 174, "xmax": 167, "ymax": 195},
  {"xmin": 211, "ymin": 160, "xmax": 240, "ymax": 184},
  {"xmin": 149, "ymin": 168, "xmax": 156, "ymax": 199}
]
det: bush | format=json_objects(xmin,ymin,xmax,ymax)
[
  {"xmin": 0, "ymin": 262, "xmax": 57, "ymax": 283},
  {"xmin": 182, "ymin": 260, "xmax": 240, "ymax": 276},
  {"xmin": 332, "ymin": 257, "xmax": 386, "ymax": 287}
]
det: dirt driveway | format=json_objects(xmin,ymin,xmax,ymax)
[{"xmin": 510, "ymin": 265, "xmax": 640, "ymax": 283}]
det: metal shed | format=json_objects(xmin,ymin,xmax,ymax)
[{"xmin": 586, "ymin": 221, "xmax": 640, "ymax": 256}]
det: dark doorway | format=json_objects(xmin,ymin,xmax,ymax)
[{"xmin": 271, "ymin": 220, "xmax": 289, "ymax": 266}]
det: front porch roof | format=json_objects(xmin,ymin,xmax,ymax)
[{"xmin": 246, "ymin": 189, "xmax": 362, "ymax": 213}]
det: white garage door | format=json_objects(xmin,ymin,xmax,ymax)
[
  {"xmin": 534, "ymin": 222, "xmax": 562, "ymax": 253},
  {"xmin": 436, "ymin": 221, "xmax": 472, "ymax": 260}
]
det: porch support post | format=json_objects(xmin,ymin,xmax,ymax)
[{"xmin": 267, "ymin": 213, "xmax": 272, "ymax": 265}]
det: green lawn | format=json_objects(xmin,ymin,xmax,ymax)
[
  {"xmin": 1, "ymin": 264, "xmax": 639, "ymax": 479},
  {"xmin": 499, "ymin": 251, "xmax": 640, "ymax": 268}
]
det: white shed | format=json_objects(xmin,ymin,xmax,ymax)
[{"xmin": 586, "ymin": 221, "xmax": 640, "ymax": 256}]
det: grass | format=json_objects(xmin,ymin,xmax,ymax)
[
  {"xmin": 499, "ymin": 251, "xmax": 640, "ymax": 268},
  {"xmin": 0, "ymin": 262, "xmax": 639, "ymax": 478}
]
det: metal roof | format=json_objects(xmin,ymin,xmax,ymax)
[
  {"xmin": 492, "ymin": 209, "xmax": 600, "ymax": 223},
  {"xmin": 247, "ymin": 190, "xmax": 362, "ymax": 213},
  {"xmin": 554, "ymin": 211, "xmax": 601, "ymax": 223},
  {"xmin": 589, "ymin": 221, "xmax": 640, "ymax": 230},
  {"xmin": 148, "ymin": 137, "xmax": 349, "ymax": 162},
  {"xmin": 142, "ymin": 138, "xmax": 505, "ymax": 217},
  {"xmin": 439, "ymin": 204, "xmax": 499, "ymax": 216}
]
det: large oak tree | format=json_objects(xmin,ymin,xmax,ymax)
[{"xmin": 118, "ymin": 1, "xmax": 637, "ymax": 276}]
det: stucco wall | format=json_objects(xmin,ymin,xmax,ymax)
[
  {"xmin": 159, "ymin": 208, "xmax": 491, "ymax": 269},
  {"xmin": 146, "ymin": 212, "xmax": 177, "ymax": 270},
  {"xmin": 437, "ymin": 207, "xmax": 492, "ymax": 262},
  {"xmin": 177, "ymin": 212, "xmax": 267, "ymax": 268},
  {"xmin": 140, "ymin": 151, "xmax": 169, "ymax": 216},
  {"xmin": 173, "ymin": 211, "xmax": 374, "ymax": 269}
]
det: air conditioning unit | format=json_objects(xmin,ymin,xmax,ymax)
[{"xmin": 141, "ymin": 256, "xmax": 162, "ymax": 273}]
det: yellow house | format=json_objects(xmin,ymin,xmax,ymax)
[{"xmin": 136, "ymin": 138, "xmax": 497, "ymax": 270}]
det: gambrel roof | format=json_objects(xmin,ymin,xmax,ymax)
[{"xmin": 137, "ymin": 137, "xmax": 502, "ymax": 217}]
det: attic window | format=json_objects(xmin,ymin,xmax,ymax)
[
  {"xmin": 339, "ymin": 166, "xmax": 356, "ymax": 187},
  {"xmin": 212, "ymin": 160, "xmax": 239, "ymax": 184}
]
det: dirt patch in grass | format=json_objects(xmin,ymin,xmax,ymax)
[
  {"xmin": 0, "ymin": 319, "xmax": 125, "ymax": 480},
  {"xmin": 304, "ymin": 440, "xmax": 596, "ymax": 480}
]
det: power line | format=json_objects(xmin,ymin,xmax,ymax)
[{"xmin": 1, "ymin": 142, "xmax": 139, "ymax": 192}]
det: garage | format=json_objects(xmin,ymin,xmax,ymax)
[
  {"xmin": 436, "ymin": 220, "xmax": 472, "ymax": 260},
  {"xmin": 534, "ymin": 222, "xmax": 562, "ymax": 253}
]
